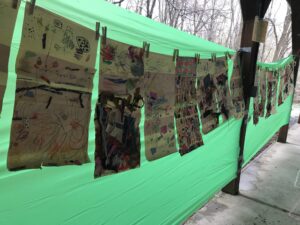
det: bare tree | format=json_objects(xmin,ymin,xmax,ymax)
[{"xmin": 106, "ymin": 0, "xmax": 291, "ymax": 62}]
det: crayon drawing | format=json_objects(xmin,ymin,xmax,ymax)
[
  {"xmin": 143, "ymin": 53, "xmax": 176, "ymax": 161},
  {"xmin": 8, "ymin": 4, "xmax": 97, "ymax": 170}
]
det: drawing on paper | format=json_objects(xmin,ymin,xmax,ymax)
[
  {"xmin": 94, "ymin": 39, "xmax": 143, "ymax": 178},
  {"xmin": 143, "ymin": 53, "xmax": 177, "ymax": 161},
  {"xmin": 8, "ymin": 3, "xmax": 98, "ymax": 170},
  {"xmin": 175, "ymin": 57, "xmax": 204, "ymax": 155}
]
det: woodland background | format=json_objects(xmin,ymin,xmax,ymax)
[{"xmin": 107, "ymin": 0, "xmax": 292, "ymax": 62}]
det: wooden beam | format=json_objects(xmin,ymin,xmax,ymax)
[
  {"xmin": 222, "ymin": 0, "xmax": 271, "ymax": 195},
  {"xmin": 278, "ymin": 0, "xmax": 300, "ymax": 141}
]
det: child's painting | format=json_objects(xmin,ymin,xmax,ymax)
[
  {"xmin": 175, "ymin": 57, "xmax": 203, "ymax": 155},
  {"xmin": 94, "ymin": 39, "xmax": 143, "ymax": 178},
  {"xmin": 143, "ymin": 53, "xmax": 176, "ymax": 161},
  {"xmin": 8, "ymin": 3, "xmax": 97, "ymax": 170}
]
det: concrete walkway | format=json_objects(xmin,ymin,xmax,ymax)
[{"xmin": 185, "ymin": 122, "xmax": 300, "ymax": 225}]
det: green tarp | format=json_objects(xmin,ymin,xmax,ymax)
[{"xmin": 0, "ymin": 1, "xmax": 293, "ymax": 225}]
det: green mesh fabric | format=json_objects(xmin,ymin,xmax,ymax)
[{"xmin": 0, "ymin": 1, "xmax": 293, "ymax": 225}]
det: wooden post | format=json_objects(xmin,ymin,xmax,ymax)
[
  {"xmin": 277, "ymin": 0, "xmax": 300, "ymax": 142},
  {"xmin": 222, "ymin": 0, "xmax": 271, "ymax": 195}
]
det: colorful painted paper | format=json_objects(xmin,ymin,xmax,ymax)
[
  {"xmin": 212, "ymin": 58, "xmax": 230, "ymax": 122},
  {"xmin": 229, "ymin": 55, "xmax": 245, "ymax": 119},
  {"xmin": 197, "ymin": 59, "xmax": 219, "ymax": 134},
  {"xmin": 0, "ymin": 0, "xmax": 20, "ymax": 114},
  {"xmin": 265, "ymin": 71, "xmax": 279, "ymax": 118},
  {"xmin": 143, "ymin": 53, "xmax": 176, "ymax": 161},
  {"xmin": 94, "ymin": 39, "xmax": 143, "ymax": 178},
  {"xmin": 175, "ymin": 57, "xmax": 203, "ymax": 155},
  {"xmin": 280, "ymin": 62, "xmax": 294, "ymax": 104},
  {"xmin": 197, "ymin": 57, "xmax": 231, "ymax": 134},
  {"xmin": 253, "ymin": 68, "xmax": 267, "ymax": 124},
  {"xmin": 8, "ymin": 3, "xmax": 98, "ymax": 170}
]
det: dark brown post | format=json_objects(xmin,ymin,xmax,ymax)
[
  {"xmin": 278, "ymin": 0, "xmax": 300, "ymax": 142},
  {"xmin": 222, "ymin": 0, "xmax": 271, "ymax": 195}
]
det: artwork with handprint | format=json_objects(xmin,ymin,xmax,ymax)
[
  {"xmin": 175, "ymin": 57, "xmax": 204, "ymax": 155},
  {"xmin": 143, "ymin": 53, "xmax": 176, "ymax": 161},
  {"xmin": 0, "ymin": 0, "xmax": 20, "ymax": 115},
  {"xmin": 94, "ymin": 39, "xmax": 143, "ymax": 178},
  {"xmin": 8, "ymin": 3, "xmax": 98, "ymax": 170},
  {"xmin": 253, "ymin": 68, "xmax": 267, "ymax": 125}
]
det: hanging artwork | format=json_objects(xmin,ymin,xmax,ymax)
[
  {"xmin": 229, "ymin": 54, "xmax": 245, "ymax": 119},
  {"xmin": 175, "ymin": 57, "xmax": 204, "ymax": 155},
  {"xmin": 197, "ymin": 59, "xmax": 219, "ymax": 134},
  {"xmin": 212, "ymin": 57, "xmax": 230, "ymax": 122},
  {"xmin": 94, "ymin": 39, "xmax": 143, "ymax": 178},
  {"xmin": 8, "ymin": 3, "xmax": 98, "ymax": 170},
  {"xmin": 197, "ymin": 57, "xmax": 230, "ymax": 134},
  {"xmin": 280, "ymin": 62, "xmax": 294, "ymax": 104},
  {"xmin": 265, "ymin": 71, "xmax": 279, "ymax": 118},
  {"xmin": 253, "ymin": 67, "xmax": 267, "ymax": 124},
  {"xmin": 0, "ymin": 0, "xmax": 20, "ymax": 114},
  {"xmin": 143, "ymin": 53, "xmax": 176, "ymax": 161}
]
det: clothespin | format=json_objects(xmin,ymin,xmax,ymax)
[
  {"xmin": 29, "ymin": 0, "xmax": 36, "ymax": 15},
  {"xmin": 225, "ymin": 52, "xmax": 231, "ymax": 60},
  {"xmin": 95, "ymin": 22, "xmax": 100, "ymax": 40},
  {"xmin": 195, "ymin": 53, "xmax": 200, "ymax": 64},
  {"xmin": 211, "ymin": 53, "xmax": 216, "ymax": 62},
  {"xmin": 146, "ymin": 43, "xmax": 150, "ymax": 58},
  {"xmin": 173, "ymin": 49, "xmax": 179, "ymax": 62},
  {"xmin": 142, "ymin": 42, "xmax": 150, "ymax": 58},
  {"xmin": 12, "ymin": 0, "xmax": 18, "ymax": 9},
  {"xmin": 101, "ymin": 26, "xmax": 107, "ymax": 45}
]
